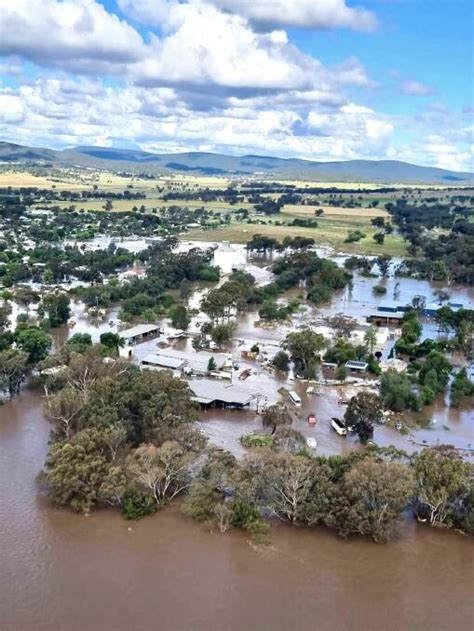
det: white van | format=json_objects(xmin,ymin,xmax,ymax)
[
  {"xmin": 288, "ymin": 390, "xmax": 301, "ymax": 407},
  {"xmin": 331, "ymin": 417, "xmax": 347, "ymax": 436}
]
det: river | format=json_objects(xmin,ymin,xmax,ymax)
[{"xmin": 0, "ymin": 390, "xmax": 473, "ymax": 631}]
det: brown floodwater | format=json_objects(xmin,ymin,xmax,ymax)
[{"xmin": 1, "ymin": 390, "xmax": 473, "ymax": 631}]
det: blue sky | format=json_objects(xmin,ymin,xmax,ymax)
[{"xmin": 0, "ymin": 0, "xmax": 472, "ymax": 171}]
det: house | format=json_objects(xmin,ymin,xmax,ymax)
[{"xmin": 119, "ymin": 324, "xmax": 161, "ymax": 345}]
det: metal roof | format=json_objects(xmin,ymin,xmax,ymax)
[
  {"xmin": 141, "ymin": 354, "xmax": 185, "ymax": 369},
  {"xmin": 188, "ymin": 380, "xmax": 254, "ymax": 405},
  {"xmin": 369, "ymin": 311, "xmax": 404, "ymax": 319},
  {"xmin": 345, "ymin": 360, "xmax": 369, "ymax": 370},
  {"xmin": 119, "ymin": 324, "xmax": 161, "ymax": 339},
  {"xmin": 159, "ymin": 349, "xmax": 230, "ymax": 372}
]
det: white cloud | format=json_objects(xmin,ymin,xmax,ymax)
[
  {"xmin": 131, "ymin": 2, "xmax": 377, "ymax": 101},
  {"xmin": 118, "ymin": 0, "xmax": 377, "ymax": 32},
  {"xmin": 0, "ymin": 0, "xmax": 146, "ymax": 73},
  {"xmin": 212, "ymin": 0, "xmax": 377, "ymax": 32},
  {"xmin": 400, "ymin": 80, "xmax": 434, "ymax": 96},
  {"xmin": 133, "ymin": 3, "xmax": 324, "ymax": 92},
  {"xmin": 0, "ymin": 77, "xmax": 393, "ymax": 161}
]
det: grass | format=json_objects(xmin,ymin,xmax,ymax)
[
  {"xmin": 282, "ymin": 204, "xmax": 389, "ymax": 218},
  {"xmin": 185, "ymin": 217, "xmax": 408, "ymax": 257}
]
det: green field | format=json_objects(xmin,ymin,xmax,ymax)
[{"xmin": 185, "ymin": 220, "xmax": 408, "ymax": 257}]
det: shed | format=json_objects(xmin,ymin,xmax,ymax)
[
  {"xmin": 188, "ymin": 379, "xmax": 255, "ymax": 408},
  {"xmin": 119, "ymin": 324, "xmax": 161, "ymax": 345},
  {"xmin": 141, "ymin": 354, "xmax": 186, "ymax": 371}
]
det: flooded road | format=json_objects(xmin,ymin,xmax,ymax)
[{"xmin": 1, "ymin": 390, "xmax": 473, "ymax": 631}]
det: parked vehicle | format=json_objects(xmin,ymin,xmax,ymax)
[
  {"xmin": 331, "ymin": 417, "xmax": 347, "ymax": 436},
  {"xmin": 288, "ymin": 390, "xmax": 301, "ymax": 407},
  {"xmin": 306, "ymin": 437, "xmax": 317, "ymax": 449}
]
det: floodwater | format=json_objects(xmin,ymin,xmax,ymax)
[
  {"xmin": 0, "ymin": 391, "xmax": 473, "ymax": 631},
  {"xmin": 45, "ymin": 239, "xmax": 474, "ymax": 458}
]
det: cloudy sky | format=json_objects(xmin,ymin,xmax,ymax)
[{"xmin": 0, "ymin": 0, "xmax": 472, "ymax": 170}]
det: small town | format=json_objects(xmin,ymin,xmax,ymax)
[{"xmin": 0, "ymin": 1, "xmax": 472, "ymax": 630}]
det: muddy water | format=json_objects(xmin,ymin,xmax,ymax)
[{"xmin": 1, "ymin": 391, "xmax": 473, "ymax": 631}]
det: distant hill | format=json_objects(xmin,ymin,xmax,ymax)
[{"xmin": 1, "ymin": 140, "xmax": 473, "ymax": 185}]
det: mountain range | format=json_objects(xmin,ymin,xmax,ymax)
[{"xmin": 1, "ymin": 140, "xmax": 472, "ymax": 185}]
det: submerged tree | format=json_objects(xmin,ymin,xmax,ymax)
[
  {"xmin": 334, "ymin": 459, "xmax": 414, "ymax": 543},
  {"xmin": 262, "ymin": 404, "xmax": 293, "ymax": 435},
  {"xmin": 344, "ymin": 392, "xmax": 383, "ymax": 443}
]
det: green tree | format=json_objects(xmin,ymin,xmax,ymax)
[
  {"xmin": 344, "ymin": 391, "xmax": 383, "ymax": 443},
  {"xmin": 380, "ymin": 370, "xmax": 421, "ymax": 412},
  {"xmin": 373, "ymin": 232, "xmax": 385, "ymax": 245},
  {"xmin": 0, "ymin": 303, "xmax": 12, "ymax": 333},
  {"xmin": 99, "ymin": 332, "xmax": 124, "ymax": 353},
  {"xmin": 450, "ymin": 368, "xmax": 474, "ymax": 407},
  {"xmin": 65, "ymin": 333, "xmax": 93, "ymax": 354},
  {"xmin": 335, "ymin": 459, "xmax": 414, "ymax": 542},
  {"xmin": 45, "ymin": 429, "xmax": 110, "ymax": 512},
  {"xmin": 336, "ymin": 365, "xmax": 348, "ymax": 382},
  {"xmin": 171, "ymin": 305, "xmax": 190, "ymax": 331},
  {"xmin": 40, "ymin": 293, "xmax": 71, "ymax": 327},
  {"xmin": 400, "ymin": 315, "xmax": 422, "ymax": 345},
  {"xmin": 272, "ymin": 350, "xmax": 290, "ymax": 372},
  {"xmin": 16, "ymin": 327, "xmax": 52, "ymax": 365},
  {"xmin": 284, "ymin": 328, "xmax": 325, "ymax": 378},
  {"xmin": 0, "ymin": 348, "xmax": 28, "ymax": 397},
  {"xmin": 412, "ymin": 447, "xmax": 472, "ymax": 527},
  {"xmin": 364, "ymin": 326, "xmax": 378, "ymax": 354},
  {"xmin": 207, "ymin": 356, "xmax": 217, "ymax": 372},
  {"xmin": 262, "ymin": 404, "xmax": 293, "ymax": 435},
  {"xmin": 419, "ymin": 351, "xmax": 452, "ymax": 392}
]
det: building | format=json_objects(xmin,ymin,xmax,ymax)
[
  {"xmin": 188, "ymin": 379, "xmax": 255, "ymax": 409},
  {"xmin": 345, "ymin": 360, "xmax": 369, "ymax": 373},
  {"xmin": 140, "ymin": 349, "xmax": 232, "ymax": 378},
  {"xmin": 141, "ymin": 354, "xmax": 186, "ymax": 377},
  {"xmin": 367, "ymin": 312, "xmax": 404, "ymax": 326},
  {"xmin": 119, "ymin": 324, "xmax": 161, "ymax": 345}
]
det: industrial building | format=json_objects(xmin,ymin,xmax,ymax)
[{"xmin": 119, "ymin": 324, "xmax": 161, "ymax": 345}]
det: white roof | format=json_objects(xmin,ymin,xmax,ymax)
[
  {"xmin": 158, "ymin": 349, "xmax": 230, "ymax": 373},
  {"xmin": 189, "ymin": 379, "xmax": 254, "ymax": 405},
  {"xmin": 119, "ymin": 324, "xmax": 160, "ymax": 339},
  {"xmin": 142, "ymin": 354, "xmax": 185, "ymax": 369}
]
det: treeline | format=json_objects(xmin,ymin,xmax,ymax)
[
  {"xmin": 0, "ymin": 186, "xmax": 147, "ymax": 201},
  {"xmin": 385, "ymin": 199, "xmax": 474, "ymax": 284},
  {"xmin": 39, "ymin": 350, "xmax": 473, "ymax": 543}
]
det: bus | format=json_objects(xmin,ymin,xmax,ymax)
[{"xmin": 288, "ymin": 390, "xmax": 301, "ymax": 407}]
